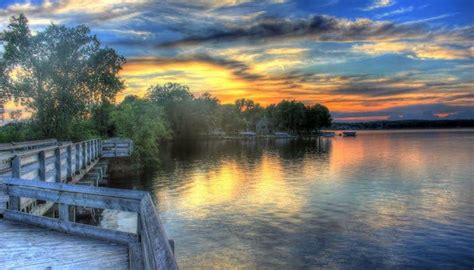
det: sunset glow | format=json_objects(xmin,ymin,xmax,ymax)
[{"xmin": 1, "ymin": 0, "xmax": 472, "ymax": 121}]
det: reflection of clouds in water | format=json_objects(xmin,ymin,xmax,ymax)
[
  {"xmin": 166, "ymin": 155, "xmax": 310, "ymax": 220},
  {"xmin": 115, "ymin": 131, "xmax": 473, "ymax": 269}
]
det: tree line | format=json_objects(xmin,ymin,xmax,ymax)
[{"xmin": 0, "ymin": 15, "xmax": 331, "ymax": 165}]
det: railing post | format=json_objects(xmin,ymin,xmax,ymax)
[
  {"xmin": 91, "ymin": 140, "xmax": 94, "ymax": 160},
  {"xmin": 92, "ymin": 140, "xmax": 95, "ymax": 160},
  {"xmin": 90, "ymin": 140, "xmax": 93, "ymax": 162},
  {"xmin": 90, "ymin": 140, "xmax": 92, "ymax": 162},
  {"xmin": 87, "ymin": 141, "xmax": 91, "ymax": 165},
  {"xmin": 67, "ymin": 145, "xmax": 72, "ymax": 181},
  {"xmin": 39, "ymin": 151, "xmax": 46, "ymax": 181},
  {"xmin": 55, "ymin": 148, "xmax": 62, "ymax": 182},
  {"xmin": 93, "ymin": 140, "xmax": 97, "ymax": 160},
  {"xmin": 9, "ymin": 156, "xmax": 21, "ymax": 211},
  {"xmin": 75, "ymin": 144, "xmax": 80, "ymax": 174},
  {"xmin": 82, "ymin": 142, "xmax": 86, "ymax": 169}
]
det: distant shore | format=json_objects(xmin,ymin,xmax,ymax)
[{"xmin": 331, "ymin": 119, "xmax": 474, "ymax": 130}]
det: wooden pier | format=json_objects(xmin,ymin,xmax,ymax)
[{"xmin": 0, "ymin": 139, "xmax": 178, "ymax": 269}]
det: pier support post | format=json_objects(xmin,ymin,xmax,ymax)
[{"xmin": 59, "ymin": 204, "xmax": 69, "ymax": 221}]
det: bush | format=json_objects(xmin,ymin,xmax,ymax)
[{"xmin": 110, "ymin": 96, "xmax": 171, "ymax": 167}]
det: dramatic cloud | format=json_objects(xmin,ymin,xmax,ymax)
[
  {"xmin": 1, "ymin": 0, "xmax": 472, "ymax": 121},
  {"xmin": 332, "ymin": 104, "xmax": 474, "ymax": 121},
  {"xmin": 157, "ymin": 15, "xmax": 427, "ymax": 47}
]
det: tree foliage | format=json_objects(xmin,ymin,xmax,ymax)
[
  {"xmin": 147, "ymin": 83, "xmax": 222, "ymax": 138},
  {"xmin": 0, "ymin": 14, "xmax": 125, "ymax": 139},
  {"xmin": 110, "ymin": 96, "xmax": 170, "ymax": 165}
]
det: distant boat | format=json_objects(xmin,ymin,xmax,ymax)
[
  {"xmin": 274, "ymin": 132, "xmax": 296, "ymax": 138},
  {"xmin": 342, "ymin": 131, "xmax": 357, "ymax": 137},
  {"xmin": 321, "ymin": 131, "xmax": 336, "ymax": 137},
  {"xmin": 239, "ymin": 131, "xmax": 256, "ymax": 138}
]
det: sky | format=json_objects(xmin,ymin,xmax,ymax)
[{"xmin": 0, "ymin": 0, "xmax": 473, "ymax": 121}]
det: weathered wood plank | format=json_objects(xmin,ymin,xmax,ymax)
[
  {"xmin": 0, "ymin": 139, "xmax": 57, "ymax": 151},
  {"xmin": 129, "ymin": 242, "xmax": 144, "ymax": 270},
  {"xmin": 0, "ymin": 219, "xmax": 128, "ymax": 270},
  {"xmin": 4, "ymin": 178, "xmax": 147, "ymax": 199},
  {"xmin": 7, "ymin": 186, "xmax": 142, "ymax": 213},
  {"xmin": 4, "ymin": 210, "xmax": 139, "ymax": 244},
  {"xmin": 140, "ymin": 194, "xmax": 178, "ymax": 270}
]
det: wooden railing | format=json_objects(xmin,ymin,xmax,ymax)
[
  {"xmin": 0, "ymin": 139, "xmax": 59, "ymax": 153},
  {"xmin": 0, "ymin": 139, "xmax": 102, "ymax": 210},
  {"xmin": 0, "ymin": 139, "xmax": 101, "ymax": 181},
  {"xmin": 102, "ymin": 138, "xmax": 134, "ymax": 157},
  {"xmin": 1, "ymin": 178, "xmax": 178, "ymax": 270},
  {"xmin": 0, "ymin": 138, "xmax": 133, "ymax": 213}
]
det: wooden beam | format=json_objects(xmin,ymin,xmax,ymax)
[
  {"xmin": 129, "ymin": 242, "xmax": 144, "ymax": 270},
  {"xmin": 7, "ymin": 186, "xmax": 142, "ymax": 213},
  {"xmin": 140, "ymin": 194, "xmax": 178, "ymax": 270},
  {"xmin": 4, "ymin": 178, "xmax": 146, "ymax": 200},
  {"xmin": 4, "ymin": 210, "xmax": 138, "ymax": 244}
]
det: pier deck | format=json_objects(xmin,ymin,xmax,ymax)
[
  {"xmin": 0, "ymin": 139, "xmax": 177, "ymax": 269},
  {"xmin": 0, "ymin": 219, "xmax": 129, "ymax": 269}
]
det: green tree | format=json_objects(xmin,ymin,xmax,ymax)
[
  {"xmin": 147, "ymin": 83, "xmax": 222, "ymax": 138},
  {"xmin": 273, "ymin": 100, "xmax": 306, "ymax": 133},
  {"xmin": 306, "ymin": 104, "xmax": 332, "ymax": 131},
  {"xmin": 218, "ymin": 104, "xmax": 246, "ymax": 133},
  {"xmin": 146, "ymin": 83, "xmax": 194, "ymax": 138},
  {"xmin": 91, "ymin": 101, "xmax": 115, "ymax": 137},
  {"xmin": 0, "ymin": 14, "xmax": 125, "ymax": 139},
  {"xmin": 234, "ymin": 98, "xmax": 263, "ymax": 131},
  {"xmin": 146, "ymin": 83, "xmax": 193, "ymax": 105},
  {"xmin": 110, "ymin": 96, "xmax": 170, "ymax": 165}
]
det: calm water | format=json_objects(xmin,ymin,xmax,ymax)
[{"xmin": 110, "ymin": 129, "xmax": 474, "ymax": 269}]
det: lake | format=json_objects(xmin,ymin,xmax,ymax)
[{"xmin": 108, "ymin": 129, "xmax": 474, "ymax": 269}]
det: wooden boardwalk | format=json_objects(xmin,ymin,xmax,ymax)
[
  {"xmin": 0, "ymin": 219, "xmax": 129, "ymax": 269},
  {"xmin": 0, "ymin": 139, "xmax": 178, "ymax": 269}
]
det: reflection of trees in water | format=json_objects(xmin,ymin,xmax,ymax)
[
  {"xmin": 158, "ymin": 138, "xmax": 331, "ymax": 167},
  {"xmin": 154, "ymin": 138, "xmax": 332, "ymax": 183},
  {"xmin": 274, "ymin": 138, "xmax": 331, "ymax": 160},
  {"xmin": 128, "ymin": 138, "xmax": 333, "ymax": 197}
]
